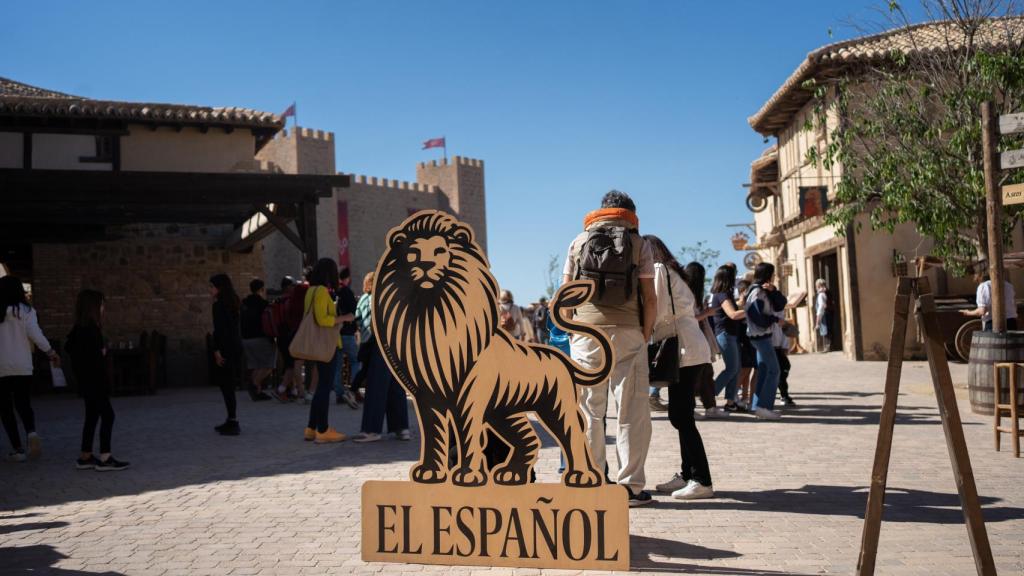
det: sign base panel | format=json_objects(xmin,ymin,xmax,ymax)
[{"xmin": 362, "ymin": 480, "xmax": 629, "ymax": 570}]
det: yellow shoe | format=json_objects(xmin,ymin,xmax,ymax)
[
  {"xmin": 314, "ymin": 427, "xmax": 347, "ymax": 444},
  {"xmin": 303, "ymin": 427, "xmax": 316, "ymax": 442}
]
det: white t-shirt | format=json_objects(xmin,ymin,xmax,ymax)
[
  {"xmin": 651, "ymin": 263, "xmax": 711, "ymax": 366},
  {"xmin": 815, "ymin": 291, "xmax": 828, "ymax": 320},
  {"xmin": 976, "ymin": 280, "xmax": 1017, "ymax": 322}
]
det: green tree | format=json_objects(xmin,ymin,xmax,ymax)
[
  {"xmin": 544, "ymin": 254, "xmax": 561, "ymax": 298},
  {"xmin": 678, "ymin": 241, "xmax": 721, "ymax": 269},
  {"xmin": 805, "ymin": 0, "xmax": 1024, "ymax": 273}
]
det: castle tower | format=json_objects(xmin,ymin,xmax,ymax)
[
  {"xmin": 255, "ymin": 127, "xmax": 338, "ymax": 284},
  {"xmin": 416, "ymin": 156, "xmax": 487, "ymax": 251},
  {"xmin": 256, "ymin": 127, "xmax": 336, "ymax": 175}
]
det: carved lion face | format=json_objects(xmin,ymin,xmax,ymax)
[{"xmin": 405, "ymin": 235, "xmax": 453, "ymax": 289}]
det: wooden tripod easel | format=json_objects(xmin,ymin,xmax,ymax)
[{"xmin": 856, "ymin": 276, "xmax": 996, "ymax": 575}]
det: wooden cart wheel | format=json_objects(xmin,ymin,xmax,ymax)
[
  {"xmin": 954, "ymin": 319, "xmax": 983, "ymax": 362},
  {"xmin": 944, "ymin": 340, "xmax": 960, "ymax": 361}
]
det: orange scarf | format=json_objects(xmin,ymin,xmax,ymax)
[{"xmin": 583, "ymin": 207, "xmax": 639, "ymax": 229}]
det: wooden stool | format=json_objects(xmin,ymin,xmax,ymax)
[{"xmin": 993, "ymin": 362, "xmax": 1023, "ymax": 457}]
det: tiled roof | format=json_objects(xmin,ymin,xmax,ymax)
[
  {"xmin": 749, "ymin": 17, "xmax": 1024, "ymax": 135},
  {"xmin": 0, "ymin": 76, "xmax": 282, "ymax": 130}
]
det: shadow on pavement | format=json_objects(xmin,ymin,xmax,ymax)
[
  {"xmin": 0, "ymin": 544, "xmax": 125, "ymax": 575},
  {"xmin": 630, "ymin": 534, "xmax": 812, "ymax": 575},
  {"xmin": 689, "ymin": 401, "xmax": 957, "ymax": 426},
  {"xmin": 0, "ymin": 520, "xmax": 69, "ymax": 535},
  {"xmin": 656, "ymin": 484, "xmax": 1024, "ymax": 524}
]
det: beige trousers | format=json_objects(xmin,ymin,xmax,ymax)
[{"xmin": 571, "ymin": 325, "xmax": 651, "ymax": 494}]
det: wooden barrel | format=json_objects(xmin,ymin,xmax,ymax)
[{"xmin": 967, "ymin": 331, "xmax": 1024, "ymax": 415}]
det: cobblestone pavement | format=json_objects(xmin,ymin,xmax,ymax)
[{"xmin": 1, "ymin": 353, "xmax": 1022, "ymax": 575}]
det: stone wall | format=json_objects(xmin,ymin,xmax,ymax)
[
  {"xmin": 32, "ymin": 224, "xmax": 264, "ymax": 387},
  {"xmin": 256, "ymin": 127, "xmax": 489, "ymax": 289}
]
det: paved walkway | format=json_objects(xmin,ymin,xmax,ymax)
[{"xmin": 1, "ymin": 353, "xmax": 1022, "ymax": 575}]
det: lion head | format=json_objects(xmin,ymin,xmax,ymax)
[{"xmin": 372, "ymin": 211, "xmax": 499, "ymax": 395}]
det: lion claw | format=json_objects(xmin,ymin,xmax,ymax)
[
  {"xmin": 493, "ymin": 466, "xmax": 529, "ymax": 486},
  {"xmin": 452, "ymin": 468, "xmax": 486, "ymax": 487},
  {"xmin": 411, "ymin": 464, "xmax": 447, "ymax": 484},
  {"xmin": 563, "ymin": 469, "xmax": 602, "ymax": 488}
]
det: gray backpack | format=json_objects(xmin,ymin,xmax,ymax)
[{"xmin": 575, "ymin": 225, "xmax": 638, "ymax": 306}]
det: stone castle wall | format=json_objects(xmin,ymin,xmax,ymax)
[{"xmin": 257, "ymin": 128, "xmax": 487, "ymax": 291}]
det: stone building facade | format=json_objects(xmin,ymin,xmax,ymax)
[
  {"xmin": 744, "ymin": 20, "xmax": 1024, "ymax": 360},
  {"xmin": 0, "ymin": 77, "xmax": 346, "ymax": 387},
  {"xmin": 257, "ymin": 128, "xmax": 487, "ymax": 289}
]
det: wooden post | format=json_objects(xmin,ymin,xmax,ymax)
[
  {"xmin": 857, "ymin": 277, "xmax": 913, "ymax": 576},
  {"xmin": 982, "ymin": 101, "xmax": 1006, "ymax": 333},
  {"xmin": 857, "ymin": 277, "xmax": 996, "ymax": 575},
  {"xmin": 916, "ymin": 277, "xmax": 996, "ymax": 575}
]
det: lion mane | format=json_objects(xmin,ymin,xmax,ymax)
[{"xmin": 373, "ymin": 210, "xmax": 614, "ymax": 488}]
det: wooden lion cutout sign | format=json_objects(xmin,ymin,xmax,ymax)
[{"xmin": 361, "ymin": 210, "xmax": 629, "ymax": 570}]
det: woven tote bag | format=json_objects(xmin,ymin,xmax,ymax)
[{"xmin": 288, "ymin": 286, "xmax": 337, "ymax": 362}]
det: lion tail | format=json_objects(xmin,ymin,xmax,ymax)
[{"xmin": 550, "ymin": 280, "xmax": 614, "ymax": 387}]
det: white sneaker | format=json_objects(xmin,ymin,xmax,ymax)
[
  {"xmin": 704, "ymin": 407, "xmax": 729, "ymax": 419},
  {"xmin": 754, "ymin": 407, "xmax": 781, "ymax": 420},
  {"xmin": 7, "ymin": 451, "xmax": 27, "ymax": 462},
  {"xmin": 353, "ymin": 432, "xmax": 382, "ymax": 443},
  {"xmin": 396, "ymin": 429, "xmax": 411, "ymax": 441},
  {"xmin": 672, "ymin": 480, "xmax": 715, "ymax": 500},
  {"xmin": 302, "ymin": 393, "xmax": 313, "ymax": 404},
  {"xmin": 655, "ymin": 473, "xmax": 688, "ymax": 494}
]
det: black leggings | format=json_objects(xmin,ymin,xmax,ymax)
[
  {"xmin": 0, "ymin": 375, "xmax": 35, "ymax": 451},
  {"xmin": 214, "ymin": 360, "xmax": 238, "ymax": 420},
  {"xmin": 775, "ymin": 348, "xmax": 791, "ymax": 399},
  {"xmin": 81, "ymin": 385, "xmax": 115, "ymax": 454},
  {"xmin": 669, "ymin": 364, "xmax": 713, "ymax": 487}
]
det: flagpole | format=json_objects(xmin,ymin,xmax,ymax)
[{"xmin": 443, "ymin": 137, "xmax": 447, "ymax": 163}]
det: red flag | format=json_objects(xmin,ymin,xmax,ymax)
[
  {"xmin": 422, "ymin": 137, "xmax": 445, "ymax": 150},
  {"xmin": 280, "ymin": 103, "xmax": 296, "ymax": 119}
]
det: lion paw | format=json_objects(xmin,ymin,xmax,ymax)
[
  {"xmin": 563, "ymin": 468, "xmax": 602, "ymax": 488},
  {"xmin": 411, "ymin": 464, "xmax": 447, "ymax": 484},
  {"xmin": 452, "ymin": 467, "xmax": 486, "ymax": 487},
  {"xmin": 492, "ymin": 466, "xmax": 529, "ymax": 486}
]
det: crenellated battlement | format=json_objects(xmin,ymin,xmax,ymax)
[
  {"xmin": 269, "ymin": 126, "xmax": 334, "ymax": 142},
  {"xmin": 416, "ymin": 155, "xmax": 484, "ymax": 170},
  {"xmin": 344, "ymin": 173, "xmax": 439, "ymax": 193}
]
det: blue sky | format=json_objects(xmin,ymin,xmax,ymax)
[{"xmin": 4, "ymin": 1, "xmax": 912, "ymax": 301}]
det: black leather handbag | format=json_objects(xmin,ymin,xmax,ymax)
[{"xmin": 648, "ymin": 336, "xmax": 680, "ymax": 387}]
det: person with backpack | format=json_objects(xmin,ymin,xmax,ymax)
[
  {"xmin": 646, "ymin": 236, "xmax": 715, "ymax": 500},
  {"xmin": 240, "ymin": 279, "xmax": 275, "ymax": 402},
  {"xmin": 351, "ymin": 272, "xmax": 410, "ymax": 443},
  {"xmin": 271, "ymin": 276, "xmax": 301, "ymax": 402},
  {"xmin": 66, "ymin": 289, "xmax": 129, "ymax": 471},
  {"xmin": 210, "ymin": 273, "xmax": 243, "ymax": 435},
  {"xmin": 744, "ymin": 263, "xmax": 787, "ymax": 420},
  {"xmin": 0, "ymin": 276, "xmax": 57, "ymax": 461},
  {"xmin": 562, "ymin": 190, "xmax": 658, "ymax": 507}
]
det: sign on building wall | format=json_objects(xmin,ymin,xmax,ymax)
[
  {"xmin": 337, "ymin": 200, "xmax": 350, "ymax": 268},
  {"xmin": 798, "ymin": 186, "xmax": 829, "ymax": 218},
  {"xmin": 361, "ymin": 210, "xmax": 629, "ymax": 570}
]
